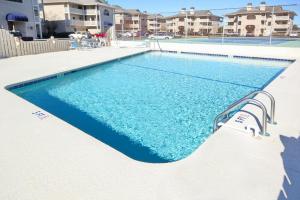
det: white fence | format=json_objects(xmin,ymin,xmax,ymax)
[{"xmin": 0, "ymin": 29, "xmax": 70, "ymax": 59}]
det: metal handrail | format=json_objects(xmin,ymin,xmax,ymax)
[
  {"xmin": 213, "ymin": 98, "xmax": 268, "ymax": 135},
  {"xmin": 156, "ymin": 39, "xmax": 162, "ymax": 51},
  {"xmin": 236, "ymin": 90, "xmax": 276, "ymax": 124}
]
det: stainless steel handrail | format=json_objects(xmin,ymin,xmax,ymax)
[
  {"xmin": 213, "ymin": 98, "xmax": 268, "ymax": 135},
  {"xmin": 156, "ymin": 39, "xmax": 162, "ymax": 51},
  {"xmin": 236, "ymin": 90, "xmax": 276, "ymax": 124}
]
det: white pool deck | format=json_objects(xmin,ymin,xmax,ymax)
[{"xmin": 0, "ymin": 44, "xmax": 300, "ymax": 200}]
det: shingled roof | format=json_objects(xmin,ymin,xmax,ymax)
[
  {"xmin": 114, "ymin": 8, "xmax": 147, "ymax": 15},
  {"xmin": 43, "ymin": 0, "xmax": 114, "ymax": 8},
  {"xmin": 164, "ymin": 10, "xmax": 222, "ymax": 20},
  {"xmin": 226, "ymin": 5, "xmax": 297, "ymax": 16},
  {"xmin": 147, "ymin": 14, "xmax": 164, "ymax": 20}
]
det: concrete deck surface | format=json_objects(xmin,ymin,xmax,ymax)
[{"xmin": 0, "ymin": 45, "xmax": 300, "ymax": 200}]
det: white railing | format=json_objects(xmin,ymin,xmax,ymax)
[
  {"xmin": 85, "ymin": 9, "xmax": 97, "ymax": 15},
  {"xmin": 84, "ymin": 21, "xmax": 98, "ymax": 26},
  {"xmin": 69, "ymin": 20, "xmax": 98, "ymax": 27},
  {"xmin": 69, "ymin": 20, "xmax": 84, "ymax": 26},
  {"xmin": 0, "ymin": 29, "xmax": 70, "ymax": 59},
  {"xmin": 65, "ymin": 7, "xmax": 84, "ymax": 15},
  {"xmin": 274, "ymin": 24, "xmax": 290, "ymax": 29},
  {"xmin": 274, "ymin": 16, "xmax": 290, "ymax": 20},
  {"xmin": 224, "ymin": 25, "xmax": 235, "ymax": 30}
]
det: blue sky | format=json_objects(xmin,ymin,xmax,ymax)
[{"xmin": 109, "ymin": 0, "xmax": 300, "ymax": 24}]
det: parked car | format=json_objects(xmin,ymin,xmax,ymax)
[
  {"xmin": 289, "ymin": 32, "xmax": 299, "ymax": 38},
  {"xmin": 69, "ymin": 31, "xmax": 92, "ymax": 40},
  {"xmin": 148, "ymin": 33, "xmax": 173, "ymax": 40}
]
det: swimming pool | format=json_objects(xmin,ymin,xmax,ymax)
[
  {"xmin": 161, "ymin": 37, "xmax": 300, "ymax": 47},
  {"xmin": 9, "ymin": 52, "xmax": 290, "ymax": 163}
]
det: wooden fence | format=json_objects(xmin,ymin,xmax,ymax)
[{"xmin": 0, "ymin": 29, "xmax": 70, "ymax": 58}]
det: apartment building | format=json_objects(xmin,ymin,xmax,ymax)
[
  {"xmin": 165, "ymin": 7, "xmax": 222, "ymax": 35},
  {"xmin": 224, "ymin": 2, "xmax": 297, "ymax": 36},
  {"xmin": 114, "ymin": 7, "xmax": 148, "ymax": 35},
  {"xmin": 43, "ymin": 0, "xmax": 114, "ymax": 34},
  {"xmin": 0, "ymin": 0, "xmax": 42, "ymax": 38},
  {"xmin": 147, "ymin": 14, "xmax": 167, "ymax": 33}
]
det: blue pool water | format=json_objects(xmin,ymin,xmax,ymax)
[{"xmin": 10, "ymin": 52, "xmax": 289, "ymax": 162}]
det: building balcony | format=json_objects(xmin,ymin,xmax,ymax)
[
  {"xmin": 69, "ymin": 20, "xmax": 98, "ymax": 27},
  {"xmin": 85, "ymin": 9, "xmax": 97, "ymax": 15},
  {"xmin": 224, "ymin": 25, "xmax": 235, "ymax": 30},
  {"xmin": 65, "ymin": 7, "xmax": 84, "ymax": 15},
  {"xmin": 199, "ymin": 23, "xmax": 212, "ymax": 27},
  {"xmin": 227, "ymin": 17, "xmax": 236, "ymax": 22},
  {"xmin": 198, "ymin": 18, "xmax": 211, "ymax": 22},
  {"xmin": 65, "ymin": 7, "xmax": 97, "ymax": 16},
  {"xmin": 274, "ymin": 16, "xmax": 290, "ymax": 20},
  {"xmin": 274, "ymin": 24, "xmax": 290, "ymax": 29},
  {"xmin": 69, "ymin": 20, "xmax": 84, "ymax": 26},
  {"xmin": 84, "ymin": 21, "xmax": 98, "ymax": 26},
  {"xmin": 177, "ymin": 22, "xmax": 185, "ymax": 26}
]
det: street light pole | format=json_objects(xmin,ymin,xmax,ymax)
[{"xmin": 269, "ymin": 6, "xmax": 275, "ymax": 45}]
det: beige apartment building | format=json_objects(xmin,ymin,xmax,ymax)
[
  {"xmin": 114, "ymin": 7, "xmax": 148, "ymax": 36},
  {"xmin": 43, "ymin": 0, "xmax": 114, "ymax": 34},
  {"xmin": 0, "ymin": 0, "xmax": 42, "ymax": 38},
  {"xmin": 224, "ymin": 2, "xmax": 297, "ymax": 36},
  {"xmin": 147, "ymin": 14, "xmax": 167, "ymax": 33},
  {"xmin": 165, "ymin": 7, "xmax": 222, "ymax": 35}
]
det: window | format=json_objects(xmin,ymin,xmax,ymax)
[
  {"xmin": 274, "ymin": 28, "xmax": 287, "ymax": 32},
  {"xmin": 104, "ymin": 9, "xmax": 110, "ymax": 16},
  {"xmin": 261, "ymin": 20, "xmax": 265, "ymax": 25},
  {"xmin": 276, "ymin": 20, "xmax": 288, "ymax": 25},
  {"xmin": 33, "ymin": 6, "xmax": 39, "ymax": 17},
  {"xmin": 247, "ymin": 15, "xmax": 256, "ymax": 20},
  {"xmin": 268, "ymin": 22, "xmax": 271, "ymax": 26},
  {"xmin": 238, "ymin": 21, "xmax": 241, "ymax": 25}
]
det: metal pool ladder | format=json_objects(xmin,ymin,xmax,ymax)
[
  {"xmin": 213, "ymin": 90, "xmax": 276, "ymax": 136},
  {"xmin": 156, "ymin": 39, "xmax": 162, "ymax": 52}
]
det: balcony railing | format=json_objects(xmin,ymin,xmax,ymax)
[
  {"xmin": 69, "ymin": 20, "xmax": 98, "ymax": 27},
  {"xmin": 85, "ymin": 9, "xmax": 97, "ymax": 15},
  {"xmin": 65, "ymin": 7, "xmax": 98, "ymax": 16},
  {"xmin": 274, "ymin": 24, "xmax": 290, "ymax": 29},
  {"xmin": 65, "ymin": 7, "xmax": 84, "ymax": 15},
  {"xmin": 224, "ymin": 25, "xmax": 235, "ymax": 29},
  {"xmin": 275, "ymin": 16, "xmax": 290, "ymax": 20},
  {"xmin": 84, "ymin": 21, "xmax": 97, "ymax": 26},
  {"xmin": 69, "ymin": 20, "xmax": 84, "ymax": 26}
]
